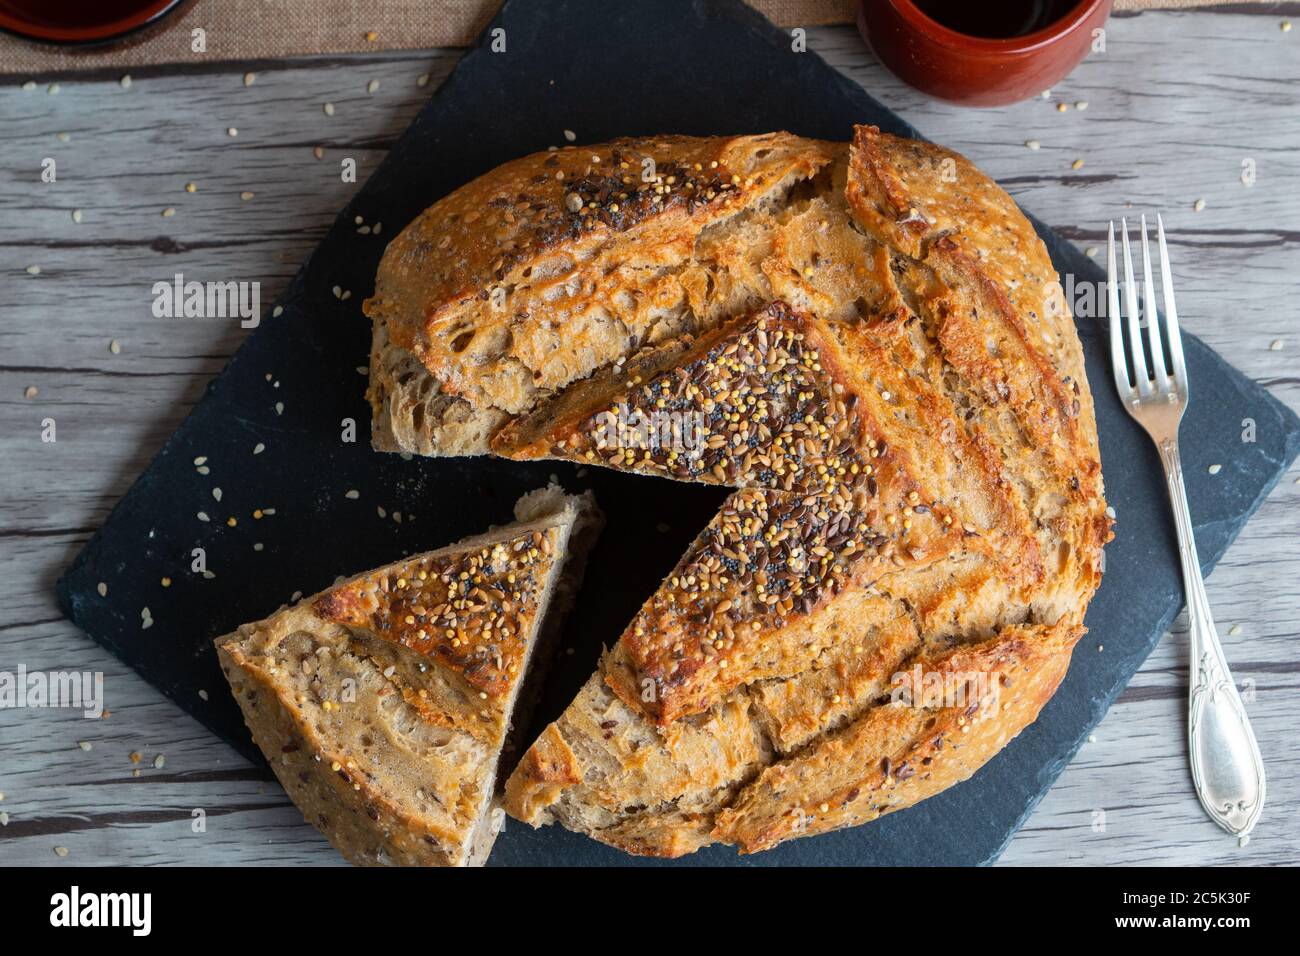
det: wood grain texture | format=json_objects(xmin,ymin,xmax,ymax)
[{"xmin": 0, "ymin": 10, "xmax": 1296, "ymax": 866}]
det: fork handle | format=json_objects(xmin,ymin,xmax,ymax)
[{"xmin": 1157, "ymin": 437, "xmax": 1266, "ymax": 836}]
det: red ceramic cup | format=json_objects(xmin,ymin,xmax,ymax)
[
  {"xmin": 857, "ymin": 0, "xmax": 1113, "ymax": 108},
  {"xmin": 0, "ymin": 0, "xmax": 190, "ymax": 47}
]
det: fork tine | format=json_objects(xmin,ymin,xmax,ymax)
[
  {"xmin": 1120, "ymin": 218, "xmax": 1152, "ymax": 394},
  {"xmin": 1140, "ymin": 215, "xmax": 1170, "ymax": 391},
  {"xmin": 1157, "ymin": 214, "xmax": 1188, "ymax": 392},
  {"xmin": 1107, "ymin": 222, "xmax": 1135, "ymax": 401}
]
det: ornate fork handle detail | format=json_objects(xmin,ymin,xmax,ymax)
[{"xmin": 1158, "ymin": 437, "xmax": 1266, "ymax": 836}]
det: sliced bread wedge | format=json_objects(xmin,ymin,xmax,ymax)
[{"xmin": 215, "ymin": 485, "xmax": 601, "ymax": 866}]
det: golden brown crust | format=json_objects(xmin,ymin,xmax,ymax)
[{"xmin": 477, "ymin": 126, "xmax": 1110, "ymax": 857}]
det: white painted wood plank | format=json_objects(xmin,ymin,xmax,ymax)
[{"xmin": 0, "ymin": 11, "xmax": 1296, "ymax": 866}]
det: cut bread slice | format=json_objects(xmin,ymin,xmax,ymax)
[
  {"xmin": 215, "ymin": 485, "xmax": 602, "ymax": 866},
  {"xmin": 491, "ymin": 302, "xmax": 875, "ymax": 496}
]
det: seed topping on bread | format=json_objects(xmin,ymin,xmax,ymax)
[
  {"xmin": 314, "ymin": 527, "xmax": 559, "ymax": 699},
  {"xmin": 492, "ymin": 302, "xmax": 883, "ymax": 497}
]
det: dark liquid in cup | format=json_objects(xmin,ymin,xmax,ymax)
[
  {"xmin": 914, "ymin": 0, "xmax": 1080, "ymax": 39},
  {"xmin": 0, "ymin": 0, "xmax": 178, "ymax": 41}
]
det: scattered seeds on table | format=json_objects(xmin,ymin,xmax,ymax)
[
  {"xmin": 161, "ymin": 207, "xmax": 175, "ymax": 217},
  {"xmin": 197, "ymin": 511, "xmax": 210, "ymax": 522},
  {"xmin": 212, "ymin": 487, "xmax": 223, "ymax": 502},
  {"xmin": 1057, "ymin": 102, "xmax": 1068, "ymax": 112},
  {"xmin": 120, "ymin": 74, "xmax": 132, "ymax": 89},
  {"xmin": 243, "ymin": 71, "xmax": 256, "ymax": 86},
  {"xmin": 71, "ymin": 209, "xmax": 82, "ymax": 223},
  {"xmin": 24, "ymin": 386, "xmax": 37, "ymax": 399},
  {"xmin": 377, "ymin": 506, "xmax": 387, "ymax": 518},
  {"xmin": 153, "ymin": 754, "xmax": 165, "ymax": 769},
  {"xmin": 21, "ymin": 80, "xmax": 35, "ymax": 92},
  {"xmin": 417, "ymin": 73, "xmax": 430, "ymax": 87},
  {"xmin": 78, "ymin": 741, "xmax": 92, "ymax": 752},
  {"xmin": 313, "ymin": 145, "xmax": 325, "ymax": 160},
  {"xmin": 253, "ymin": 442, "xmax": 265, "ymax": 455},
  {"xmin": 275, "ymin": 401, "xmax": 284, "ymax": 415},
  {"xmin": 1025, "ymin": 139, "xmax": 1040, "ymax": 150},
  {"xmin": 199, "ymin": 689, "xmax": 209, "ymax": 701},
  {"xmin": 1193, "ymin": 198, "xmax": 1206, "ymax": 212},
  {"xmin": 97, "ymin": 582, "xmax": 107, "ymax": 597},
  {"xmin": 563, "ymin": 129, "xmax": 577, "ymax": 141},
  {"xmin": 193, "ymin": 455, "xmax": 207, "ymax": 466},
  {"xmin": 25, "ymin": 265, "xmax": 40, "ymax": 275},
  {"xmin": 227, "ymin": 127, "xmax": 238, "ymax": 138},
  {"xmin": 57, "ymin": 132, "xmax": 70, "ymax": 142},
  {"xmin": 272, "ymin": 305, "xmax": 283, "ymax": 317},
  {"xmin": 1071, "ymin": 158, "xmax": 1084, "ymax": 170},
  {"xmin": 1228, "ymin": 624, "xmax": 1243, "ymax": 636},
  {"xmin": 345, "ymin": 489, "xmax": 360, "ymax": 499},
  {"xmin": 226, "ymin": 517, "xmax": 237, "ymax": 527},
  {"xmin": 54, "ymin": 846, "xmax": 69, "ymax": 858},
  {"xmin": 323, "ymin": 101, "xmax": 335, "ymax": 116},
  {"xmin": 1208, "ymin": 463, "xmax": 1222, "ymax": 475},
  {"xmin": 1282, "ymin": 20, "xmax": 1292, "ymax": 33},
  {"xmin": 240, "ymin": 191, "xmax": 255, "ymax": 201},
  {"xmin": 1268, "ymin": 339, "xmax": 1283, "ymax": 350},
  {"xmin": 291, "ymin": 590, "xmax": 303, "ymax": 602},
  {"xmin": 109, "ymin": 339, "xmax": 121, "ymax": 354},
  {"xmin": 367, "ymin": 79, "xmax": 380, "ymax": 94},
  {"xmin": 184, "ymin": 181, "xmax": 197, "ymax": 193},
  {"xmin": 253, "ymin": 542, "xmax": 264, "ymax": 552},
  {"xmin": 49, "ymin": 82, "xmax": 60, "ymax": 94}
]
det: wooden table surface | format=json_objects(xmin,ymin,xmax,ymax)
[{"xmin": 1, "ymin": 8, "xmax": 1297, "ymax": 867}]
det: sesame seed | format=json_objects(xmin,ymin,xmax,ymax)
[
  {"xmin": 109, "ymin": 339, "xmax": 121, "ymax": 354},
  {"xmin": 1075, "ymin": 101, "xmax": 1088, "ymax": 111},
  {"xmin": 1282, "ymin": 20, "xmax": 1292, "ymax": 32},
  {"xmin": 323, "ymin": 102, "xmax": 335, "ymax": 116},
  {"xmin": 227, "ymin": 127, "xmax": 238, "ymax": 137},
  {"xmin": 120, "ymin": 75, "xmax": 132, "ymax": 88},
  {"xmin": 153, "ymin": 754, "xmax": 165, "ymax": 769},
  {"xmin": 21, "ymin": 81, "xmax": 35, "ymax": 92},
  {"xmin": 1025, "ymin": 140, "xmax": 1040, "ymax": 150},
  {"xmin": 1057, "ymin": 102, "xmax": 1068, "ymax": 112},
  {"xmin": 253, "ymin": 442, "xmax": 265, "ymax": 454},
  {"xmin": 161, "ymin": 207, "xmax": 175, "ymax": 217},
  {"xmin": 1193, "ymin": 198, "xmax": 1206, "ymax": 212},
  {"xmin": 1269, "ymin": 339, "xmax": 1283, "ymax": 351},
  {"xmin": 240, "ymin": 191, "xmax": 255, "ymax": 201},
  {"xmin": 345, "ymin": 489, "xmax": 360, "ymax": 499},
  {"xmin": 313, "ymin": 146, "xmax": 325, "ymax": 160},
  {"xmin": 97, "ymin": 582, "xmax": 107, "ymax": 597},
  {"xmin": 1208, "ymin": 464, "xmax": 1222, "ymax": 475},
  {"xmin": 193, "ymin": 456, "xmax": 207, "ymax": 466},
  {"xmin": 54, "ymin": 846, "xmax": 69, "ymax": 857},
  {"xmin": 78, "ymin": 741, "xmax": 92, "ymax": 752},
  {"xmin": 253, "ymin": 542, "xmax": 264, "ymax": 551},
  {"xmin": 212, "ymin": 487, "xmax": 223, "ymax": 502},
  {"xmin": 185, "ymin": 182, "xmax": 197, "ymax": 193},
  {"xmin": 243, "ymin": 72, "xmax": 256, "ymax": 86},
  {"xmin": 367, "ymin": 79, "xmax": 380, "ymax": 94},
  {"xmin": 161, "ymin": 577, "xmax": 171, "ymax": 587},
  {"xmin": 1071, "ymin": 158, "xmax": 1084, "ymax": 170},
  {"xmin": 71, "ymin": 209, "xmax": 82, "ymax": 224},
  {"xmin": 199, "ymin": 689, "xmax": 209, "ymax": 701},
  {"xmin": 417, "ymin": 73, "xmax": 430, "ymax": 87},
  {"xmin": 275, "ymin": 401, "xmax": 284, "ymax": 415},
  {"xmin": 1228, "ymin": 624, "xmax": 1243, "ymax": 636},
  {"xmin": 23, "ymin": 386, "xmax": 37, "ymax": 399},
  {"xmin": 563, "ymin": 129, "xmax": 576, "ymax": 141},
  {"xmin": 197, "ymin": 511, "xmax": 210, "ymax": 522},
  {"xmin": 25, "ymin": 265, "xmax": 40, "ymax": 275}
]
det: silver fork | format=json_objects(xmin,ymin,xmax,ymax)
[{"xmin": 1108, "ymin": 215, "xmax": 1265, "ymax": 837}]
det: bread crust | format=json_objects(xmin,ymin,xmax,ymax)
[
  {"xmin": 379, "ymin": 125, "xmax": 1118, "ymax": 858},
  {"xmin": 215, "ymin": 487, "xmax": 600, "ymax": 865}
]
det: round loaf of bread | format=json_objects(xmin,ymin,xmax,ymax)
[{"xmin": 366, "ymin": 125, "xmax": 1112, "ymax": 856}]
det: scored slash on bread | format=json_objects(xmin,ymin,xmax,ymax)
[
  {"xmin": 492, "ymin": 301, "xmax": 877, "ymax": 496},
  {"xmin": 215, "ymin": 486, "xmax": 602, "ymax": 866}
]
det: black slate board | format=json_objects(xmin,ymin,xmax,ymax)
[{"xmin": 57, "ymin": 0, "xmax": 1300, "ymax": 866}]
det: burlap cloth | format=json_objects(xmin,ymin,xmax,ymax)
[{"xmin": 0, "ymin": 0, "xmax": 1272, "ymax": 75}]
